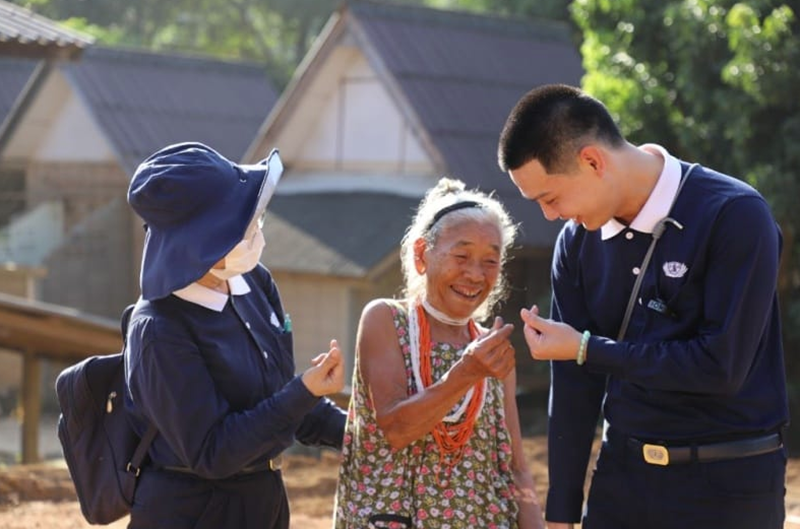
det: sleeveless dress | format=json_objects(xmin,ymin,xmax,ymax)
[{"xmin": 333, "ymin": 302, "xmax": 519, "ymax": 529}]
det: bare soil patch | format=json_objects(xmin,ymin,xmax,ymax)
[{"xmin": 1, "ymin": 437, "xmax": 798, "ymax": 528}]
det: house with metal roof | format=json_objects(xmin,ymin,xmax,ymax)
[
  {"xmin": 243, "ymin": 0, "xmax": 583, "ymax": 387},
  {"xmin": 0, "ymin": 46, "xmax": 278, "ymax": 319},
  {"xmin": 0, "ymin": 0, "xmax": 107, "ymax": 464},
  {"xmin": 0, "ymin": 0, "xmax": 93, "ymax": 299}
]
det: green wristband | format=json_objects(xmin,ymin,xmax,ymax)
[{"xmin": 577, "ymin": 330, "xmax": 590, "ymax": 365}]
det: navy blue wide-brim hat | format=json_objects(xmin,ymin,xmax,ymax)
[{"xmin": 128, "ymin": 142, "xmax": 283, "ymax": 300}]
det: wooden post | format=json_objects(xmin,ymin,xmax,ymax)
[{"xmin": 21, "ymin": 349, "xmax": 41, "ymax": 464}]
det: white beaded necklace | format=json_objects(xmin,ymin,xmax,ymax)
[{"xmin": 408, "ymin": 302, "xmax": 487, "ymax": 423}]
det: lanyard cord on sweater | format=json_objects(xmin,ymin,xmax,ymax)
[{"xmin": 617, "ymin": 163, "xmax": 698, "ymax": 340}]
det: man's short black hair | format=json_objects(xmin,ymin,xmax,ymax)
[{"xmin": 497, "ymin": 84, "xmax": 625, "ymax": 173}]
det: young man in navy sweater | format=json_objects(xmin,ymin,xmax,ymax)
[{"xmin": 498, "ymin": 84, "xmax": 788, "ymax": 529}]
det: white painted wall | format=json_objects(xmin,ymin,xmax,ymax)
[
  {"xmin": 36, "ymin": 91, "xmax": 116, "ymax": 162},
  {"xmin": 297, "ymin": 52, "xmax": 432, "ymax": 173},
  {"xmin": 273, "ymin": 44, "xmax": 434, "ymax": 178},
  {"xmin": 2, "ymin": 70, "xmax": 116, "ymax": 163},
  {"xmin": 2, "ymin": 70, "xmax": 69, "ymax": 161}
]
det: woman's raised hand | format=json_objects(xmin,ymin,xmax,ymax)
[{"xmin": 301, "ymin": 339, "xmax": 345, "ymax": 397}]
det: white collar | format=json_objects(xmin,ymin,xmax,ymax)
[
  {"xmin": 600, "ymin": 144, "xmax": 682, "ymax": 241},
  {"xmin": 173, "ymin": 275, "xmax": 251, "ymax": 312}
]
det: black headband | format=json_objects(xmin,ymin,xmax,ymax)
[{"xmin": 426, "ymin": 200, "xmax": 482, "ymax": 232}]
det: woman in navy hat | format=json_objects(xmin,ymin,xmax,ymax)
[{"xmin": 124, "ymin": 142, "xmax": 346, "ymax": 529}]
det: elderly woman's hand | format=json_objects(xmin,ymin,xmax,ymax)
[
  {"xmin": 460, "ymin": 317, "xmax": 516, "ymax": 380},
  {"xmin": 301, "ymin": 339, "xmax": 346, "ymax": 397}
]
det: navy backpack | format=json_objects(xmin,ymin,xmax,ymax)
[{"xmin": 55, "ymin": 304, "xmax": 157, "ymax": 525}]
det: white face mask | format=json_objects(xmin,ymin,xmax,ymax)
[{"xmin": 210, "ymin": 230, "xmax": 265, "ymax": 280}]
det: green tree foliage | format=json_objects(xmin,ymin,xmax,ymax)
[{"xmin": 573, "ymin": 0, "xmax": 800, "ymax": 443}]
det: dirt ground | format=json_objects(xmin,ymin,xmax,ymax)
[{"xmin": 1, "ymin": 436, "xmax": 800, "ymax": 528}]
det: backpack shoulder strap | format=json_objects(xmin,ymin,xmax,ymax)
[
  {"xmin": 127, "ymin": 423, "xmax": 157, "ymax": 476},
  {"xmin": 121, "ymin": 302, "xmax": 158, "ymax": 475},
  {"xmin": 120, "ymin": 304, "xmax": 135, "ymax": 342}
]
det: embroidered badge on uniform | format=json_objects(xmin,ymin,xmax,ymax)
[
  {"xmin": 662, "ymin": 261, "xmax": 688, "ymax": 278},
  {"xmin": 269, "ymin": 311, "xmax": 281, "ymax": 328}
]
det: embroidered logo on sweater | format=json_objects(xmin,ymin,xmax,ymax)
[
  {"xmin": 663, "ymin": 261, "xmax": 688, "ymax": 278},
  {"xmin": 269, "ymin": 311, "xmax": 281, "ymax": 328}
]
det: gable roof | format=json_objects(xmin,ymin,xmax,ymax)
[
  {"xmin": 348, "ymin": 0, "xmax": 580, "ymax": 244},
  {"xmin": 264, "ymin": 192, "xmax": 417, "ymax": 277},
  {"xmin": 0, "ymin": 0, "xmax": 93, "ymax": 60},
  {"xmin": 57, "ymin": 46, "xmax": 279, "ymax": 173},
  {"xmin": 249, "ymin": 1, "xmax": 580, "ymax": 275}
]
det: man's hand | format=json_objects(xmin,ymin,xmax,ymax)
[
  {"xmin": 302, "ymin": 339, "xmax": 345, "ymax": 396},
  {"xmin": 520, "ymin": 305, "xmax": 583, "ymax": 361}
]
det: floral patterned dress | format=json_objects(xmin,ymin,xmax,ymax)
[{"xmin": 333, "ymin": 302, "xmax": 519, "ymax": 529}]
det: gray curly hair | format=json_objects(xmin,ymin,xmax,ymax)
[{"xmin": 400, "ymin": 177, "xmax": 518, "ymax": 322}]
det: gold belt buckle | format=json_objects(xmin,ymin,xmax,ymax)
[
  {"xmin": 269, "ymin": 454, "xmax": 284, "ymax": 471},
  {"xmin": 642, "ymin": 443, "xmax": 669, "ymax": 466}
]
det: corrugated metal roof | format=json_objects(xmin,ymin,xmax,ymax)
[
  {"xmin": 263, "ymin": 192, "xmax": 417, "ymax": 277},
  {"xmin": 350, "ymin": 0, "xmax": 582, "ymax": 245},
  {"xmin": 63, "ymin": 46, "xmax": 279, "ymax": 173},
  {"xmin": 0, "ymin": 57, "xmax": 37, "ymax": 125},
  {"xmin": 0, "ymin": 0, "xmax": 93, "ymax": 59}
]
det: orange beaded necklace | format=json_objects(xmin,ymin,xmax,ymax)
[{"xmin": 415, "ymin": 304, "xmax": 485, "ymax": 475}]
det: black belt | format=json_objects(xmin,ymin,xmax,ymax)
[
  {"xmin": 161, "ymin": 454, "xmax": 283, "ymax": 475},
  {"xmin": 623, "ymin": 433, "xmax": 782, "ymax": 466}
]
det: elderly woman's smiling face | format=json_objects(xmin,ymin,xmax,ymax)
[{"xmin": 415, "ymin": 218, "xmax": 503, "ymax": 321}]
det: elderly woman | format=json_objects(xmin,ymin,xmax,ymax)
[
  {"xmin": 124, "ymin": 142, "xmax": 346, "ymax": 529},
  {"xmin": 334, "ymin": 178, "xmax": 544, "ymax": 528}
]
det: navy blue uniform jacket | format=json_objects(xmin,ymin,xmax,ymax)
[
  {"xmin": 124, "ymin": 265, "xmax": 345, "ymax": 526},
  {"xmin": 546, "ymin": 163, "xmax": 789, "ymax": 520}
]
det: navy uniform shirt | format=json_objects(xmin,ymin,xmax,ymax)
[
  {"xmin": 124, "ymin": 265, "xmax": 345, "ymax": 480},
  {"xmin": 545, "ymin": 146, "xmax": 789, "ymax": 521}
]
